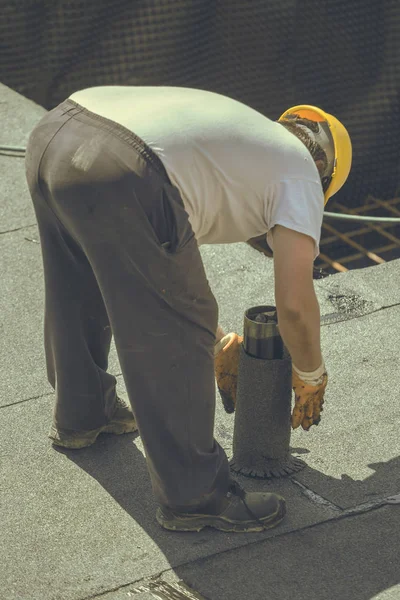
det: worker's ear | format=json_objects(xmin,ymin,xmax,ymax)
[{"xmin": 270, "ymin": 225, "xmax": 315, "ymax": 313}]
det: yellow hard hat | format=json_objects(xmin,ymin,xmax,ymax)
[{"xmin": 278, "ymin": 105, "xmax": 352, "ymax": 204}]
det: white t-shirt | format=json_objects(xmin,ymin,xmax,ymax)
[{"xmin": 69, "ymin": 86, "xmax": 324, "ymax": 257}]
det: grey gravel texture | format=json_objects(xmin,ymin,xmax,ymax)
[
  {"xmin": 0, "ymin": 227, "xmax": 121, "ymax": 407},
  {"xmin": 1, "ymin": 83, "xmax": 399, "ymax": 600},
  {"xmin": 176, "ymin": 505, "xmax": 400, "ymax": 600},
  {"xmin": 0, "ymin": 396, "xmax": 338, "ymax": 600},
  {"xmin": 207, "ymin": 245, "xmax": 400, "ymax": 508},
  {"xmin": 291, "ymin": 304, "xmax": 400, "ymax": 508},
  {"xmin": 0, "ymin": 82, "xmax": 46, "ymax": 233}
]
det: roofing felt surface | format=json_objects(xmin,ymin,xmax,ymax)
[{"xmin": 1, "ymin": 82, "xmax": 399, "ymax": 600}]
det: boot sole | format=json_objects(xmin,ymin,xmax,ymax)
[
  {"xmin": 156, "ymin": 498, "xmax": 286, "ymax": 533},
  {"xmin": 49, "ymin": 420, "xmax": 138, "ymax": 449}
]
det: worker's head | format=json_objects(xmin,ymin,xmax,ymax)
[{"xmin": 278, "ymin": 105, "xmax": 352, "ymax": 204}]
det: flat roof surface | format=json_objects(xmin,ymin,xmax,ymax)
[{"xmin": 1, "ymin": 82, "xmax": 399, "ymax": 600}]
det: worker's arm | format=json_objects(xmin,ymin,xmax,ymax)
[
  {"xmin": 214, "ymin": 225, "xmax": 327, "ymax": 429},
  {"xmin": 271, "ymin": 224, "xmax": 322, "ymax": 371},
  {"xmin": 271, "ymin": 224, "xmax": 327, "ymax": 430}
]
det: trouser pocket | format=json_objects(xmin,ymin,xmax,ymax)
[
  {"xmin": 149, "ymin": 184, "xmax": 178, "ymax": 249},
  {"xmin": 160, "ymin": 182, "xmax": 195, "ymax": 254},
  {"xmin": 142, "ymin": 171, "xmax": 195, "ymax": 254}
]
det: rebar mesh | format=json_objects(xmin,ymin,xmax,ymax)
[
  {"xmin": 247, "ymin": 197, "xmax": 400, "ymax": 276},
  {"xmin": 1, "ymin": 1, "xmax": 400, "ymax": 209}
]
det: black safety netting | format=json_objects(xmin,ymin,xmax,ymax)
[{"xmin": 1, "ymin": 0, "xmax": 400, "ymax": 208}]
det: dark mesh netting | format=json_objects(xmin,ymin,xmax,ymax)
[{"xmin": 1, "ymin": 0, "xmax": 400, "ymax": 207}]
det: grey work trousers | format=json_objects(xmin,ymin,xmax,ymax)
[{"xmin": 25, "ymin": 99, "xmax": 230, "ymax": 509}]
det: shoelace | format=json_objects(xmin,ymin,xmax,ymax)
[{"xmin": 227, "ymin": 481, "xmax": 272, "ymax": 530}]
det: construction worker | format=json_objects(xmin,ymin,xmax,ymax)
[{"xmin": 25, "ymin": 86, "xmax": 352, "ymax": 533}]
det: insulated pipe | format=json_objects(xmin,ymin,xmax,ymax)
[{"xmin": 230, "ymin": 305, "xmax": 305, "ymax": 478}]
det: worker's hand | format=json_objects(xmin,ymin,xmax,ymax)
[
  {"xmin": 291, "ymin": 365, "xmax": 328, "ymax": 430},
  {"xmin": 214, "ymin": 333, "xmax": 243, "ymax": 413}
]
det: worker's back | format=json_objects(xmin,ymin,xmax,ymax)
[{"xmin": 69, "ymin": 86, "xmax": 323, "ymax": 248}]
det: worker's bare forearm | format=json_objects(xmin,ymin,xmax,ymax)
[{"xmin": 276, "ymin": 295, "xmax": 322, "ymax": 372}]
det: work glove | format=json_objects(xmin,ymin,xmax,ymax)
[
  {"xmin": 291, "ymin": 364, "xmax": 328, "ymax": 431},
  {"xmin": 214, "ymin": 333, "xmax": 243, "ymax": 413}
]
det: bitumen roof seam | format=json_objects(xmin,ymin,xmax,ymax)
[
  {"xmin": 78, "ymin": 578, "xmax": 208, "ymax": 600},
  {"xmin": 0, "ymin": 223, "xmax": 37, "ymax": 236},
  {"xmin": 291, "ymin": 478, "xmax": 400, "ymax": 516},
  {"xmin": 290, "ymin": 478, "xmax": 342, "ymax": 512},
  {"xmin": 320, "ymin": 301, "xmax": 400, "ymax": 327},
  {"xmin": 74, "ymin": 502, "xmax": 398, "ymax": 600},
  {"xmin": 76, "ymin": 580, "xmax": 140, "ymax": 600},
  {"xmin": 75, "ymin": 568, "xmax": 173, "ymax": 600},
  {"xmin": 135, "ymin": 580, "xmax": 207, "ymax": 600},
  {"xmin": 0, "ymin": 391, "xmax": 54, "ymax": 409}
]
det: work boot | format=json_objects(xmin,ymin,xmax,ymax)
[
  {"xmin": 49, "ymin": 395, "xmax": 138, "ymax": 449},
  {"xmin": 156, "ymin": 481, "xmax": 286, "ymax": 533},
  {"xmin": 214, "ymin": 332, "xmax": 243, "ymax": 413}
]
